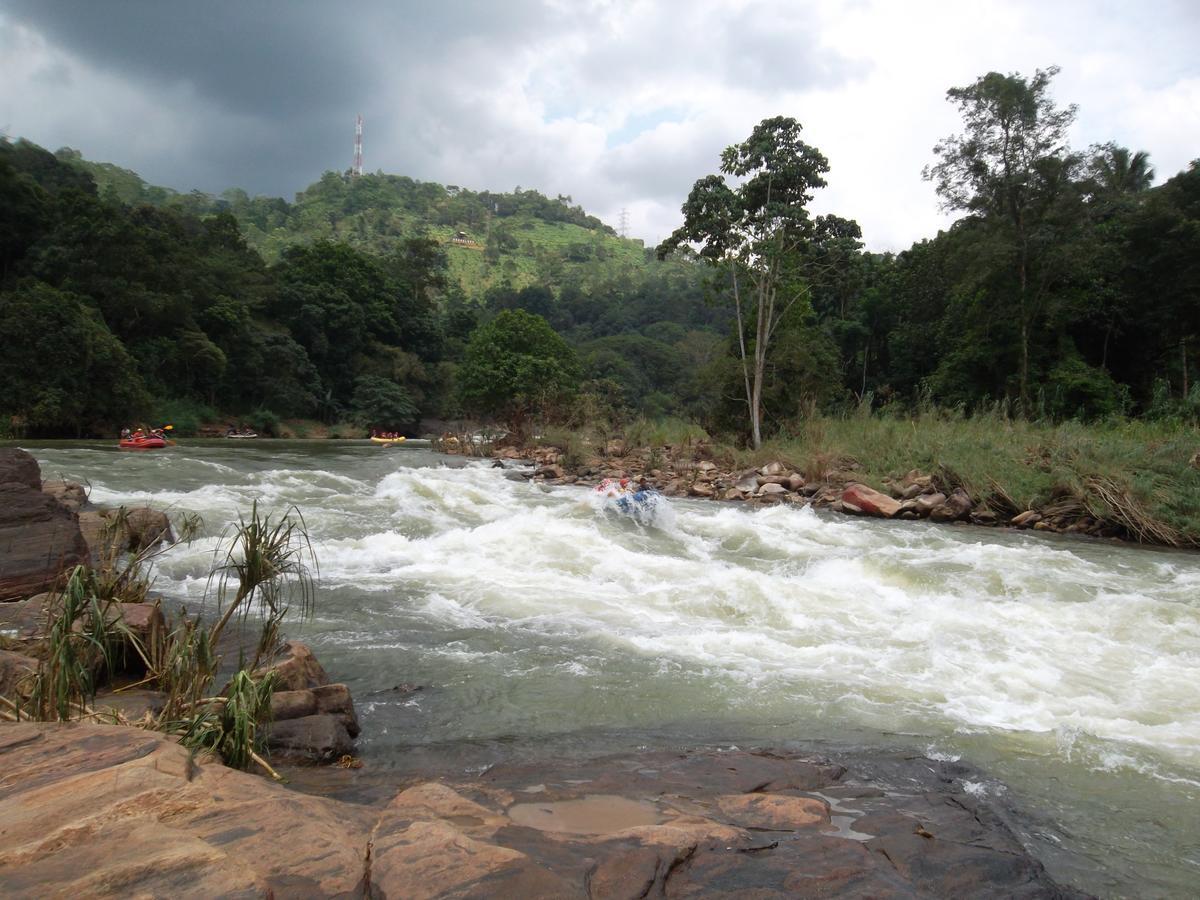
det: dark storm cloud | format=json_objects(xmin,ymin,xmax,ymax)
[
  {"xmin": 1, "ymin": 0, "xmax": 563, "ymax": 196},
  {"xmin": 3, "ymin": 0, "xmax": 1195, "ymax": 248}
]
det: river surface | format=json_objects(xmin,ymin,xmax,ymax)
[{"xmin": 16, "ymin": 439, "xmax": 1200, "ymax": 897}]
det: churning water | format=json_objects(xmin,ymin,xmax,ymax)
[{"xmin": 20, "ymin": 440, "xmax": 1200, "ymax": 897}]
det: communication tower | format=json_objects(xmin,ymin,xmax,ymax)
[
  {"xmin": 618, "ymin": 207, "xmax": 630, "ymax": 238},
  {"xmin": 352, "ymin": 114, "xmax": 364, "ymax": 177}
]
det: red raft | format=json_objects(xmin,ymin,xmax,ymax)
[{"xmin": 119, "ymin": 436, "xmax": 167, "ymax": 450}]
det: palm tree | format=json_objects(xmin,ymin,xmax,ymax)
[{"xmin": 1090, "ymin": 143, "xmax": 1155, "ymax": 194}]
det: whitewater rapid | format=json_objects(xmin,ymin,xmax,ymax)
[
  {"xmin": 110, "ymin": 457, "xmax": 1200, "ymax": 765},
  {"xmin": 20, "ymin": 440, "xmax": 1200, "ymax": 895}
]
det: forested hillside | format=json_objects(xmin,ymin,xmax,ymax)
[{"xmin": 2, "ymin": 66, "xmax": 1197, "ymax": 441}]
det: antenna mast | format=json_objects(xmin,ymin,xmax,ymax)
[
  {"xmin": 618, "ymin": 207, "xmax": 630, "ymax": 238},
  {"xmin": 352, "ymin": 114, "xmax": 364, "ymax": 177}
]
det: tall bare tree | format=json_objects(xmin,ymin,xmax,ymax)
[{"xmin": 658, "ymin": 117, "xmax": 834, "ymax": 448}]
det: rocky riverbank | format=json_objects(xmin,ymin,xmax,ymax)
[
  {"xmin": 0, "ymin": 447, "xmax": 360, "ymax": 765},
  {"xmin": 0, "ymin": 721, "xmax": 1089, "ymax": 898},
  {"xmin": 493, "ymin": 440, "xmax": 1169, "ymax": 545}
]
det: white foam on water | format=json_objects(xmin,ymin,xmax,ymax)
[{"xmin": 34, "ymin": 448, "xmax": 1200, "ymax": 774}]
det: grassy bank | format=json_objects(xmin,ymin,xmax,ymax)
[{"xmin": 539, "ymin": 412, "xmax": 1200, "ymax": 547}]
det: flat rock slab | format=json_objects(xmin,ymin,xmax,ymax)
[
  {"xmin": 0, "ymin": 723, "xmax": 1089, "ymax": 898},
  {"xmin": 0, "ymin": 723, "xmax": 374, "ymax": 898}
]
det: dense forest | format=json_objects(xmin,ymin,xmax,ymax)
[{"xmin": 1, "ymin": 67, "xmax": 1196, "ymax": 440}]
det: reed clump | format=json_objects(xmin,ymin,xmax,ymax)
[{"xmin": 12, "ymin": 501, "xmax": 318, "ymax": 776}]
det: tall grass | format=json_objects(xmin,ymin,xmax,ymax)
[
  {"xmin": 624, "ymin": 417, "xmax": 710, "ymax": 449},
  {"xmin": 25, "ymin": 567, "xmax": 130, "ymax": 722}
]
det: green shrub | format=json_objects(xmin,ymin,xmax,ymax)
[
  {"xmin": 151, "ymin": 398, "xmax": 219, "ymax": 437},
  {"xmin": 246, "ymin": 408, "xmax": 281, "ymax": 437}
]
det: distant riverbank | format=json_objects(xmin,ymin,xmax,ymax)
[{"xmin": 472, "ymin": 412, "xmax": 1200, "ymax": 549}]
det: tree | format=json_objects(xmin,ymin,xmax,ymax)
[
  {"xmin": 457, "ymin": 310, "xmax": 578, "ymax": 432},
  {"xmin": 658, "ymin": 117, "xmax": 834, "ymax": 448},
  {"xmin": 350, "ymin": 375, "xmax": 418, "ymax": 430},
  {"xmin": 924, "ymin": 67, "xmax": 1081, "ymax": 413},
  {"xmin": 1088, "ymin": 143, "xmax": 1155, "ymax": 195},
  {"xmin": 0, "ymin": 283, "xmax": 148, "ymax": 433}
]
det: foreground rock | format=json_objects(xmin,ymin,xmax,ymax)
[
  {"xmin": 0, "ymin": 485, "xmax": 89, "ymax": 601},
  {"xmin": 0, "ymin": 722, "xmax": 1088, "ymax": 898},
  {"xmin": 0, "ymin": 723, "xmax": 374, "ymax": 897}
]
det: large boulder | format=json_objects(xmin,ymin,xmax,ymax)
[
  {"xmin": 269, "ymin": 683, "xmax": 360, "ymax": 738},
  {"xmin": 255, "ymin": 640, "xmax": 330, "ymax": 691},
  {"xmin": 929, "ymin": 488, "xmax": 974, "ymax": 522},
  {"xmin": 108, "ymin": 603, "xmax": 167, "ymax": 673},
  {"xmin": 77, "ymin": 508, "xmax": 173, "ymax": 563},
  {"xmin": 0, "ymin": 448, "xmax": 40, "ymax": 489},
  {"xmin": 842, "ymin": 483, "xmax": 902, "ymax": 518},
  {"xmin": 313, "ymin": 683, "xmax": 361, "ymax": 737},
  {"xmin": 270, "ymin": 688, "xmax": 319, "ymax": 721},
  {"xmin": 0, "ymin": 592, "xmax": 54, "ymax": 642},
  {"xmin": 733, "ymin": 471, "xmax": 760, "ymax": 493},
  {"xmin": 265, "ymin": 714, "xmax": 354, "ymax": 762},
  {"xmin": 0, "ymin": 724, "xmax": 1088, "ymax": 898},
  {"xmin": 0, "ymin": 485, "xmax": 89, "ymax": 601},
  {"xmin": 914, "ymin": 491, "xmax": 948, "ymax": 516},
  {"xmin": 121, "ymin": 507, "xmax": 175, "ymax": 551},
  {"xmin": 41, "ymin": 480, "xmax": 88, "ymax": 513}
]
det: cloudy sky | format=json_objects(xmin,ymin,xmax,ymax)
[{"xmin": 1, "ymin": 0, "xmax": 1197, "ymax": 250}]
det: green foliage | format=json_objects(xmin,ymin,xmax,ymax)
[
  {"xmin": 624, "ymin": 417, "xmax": 710, "ymax": 449},
  {"xmin": 26, "ymin": 567, "xmax": 129, "ymax": 721},
  {"xmin": 170, "ymin": 669, "xmax": 276, "ymax": 771},
  {"xmin": 924, "ymin": 67, "xmax": 1081, "ymax": 412},
  {"xmin": 3, "ymin": 114, "xmax": 1198, "ymax": 438},
  {"xmin": 209, "ymin": 500, "xmax": 317, "ymax": 651},
  {"xmin": 659, "ymin": 116, "xmax": 853, "ymax": 448},
  {"xmin": 152, "ymin": 397, "xmax": 219, "ymax": 437},
  {"xmin": 0, "ymin": 282, "xmax": 149, "ymax": 433},
  {"xmin": 1043, "ymin": 354, "xmax": 1131, "ymax": 420},
  {"xmin": 458, "ymin": 309, "xmax": 579, "ymax": 428},
  {"xmin": 350, "ymin": 375, "xmax": 418, "ymax": 428},
  {"xmin": 246, "ymin": 407, "xmax": 282, "ymax": 437}
]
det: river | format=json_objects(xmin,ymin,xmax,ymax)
[{"xmin": 18, "ymin": 439, "xmax": 1200, "ymax": 897}]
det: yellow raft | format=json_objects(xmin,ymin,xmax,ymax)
[{"xmin": 370, "ymin": 436, "xmax": 407, "ymax": 446}]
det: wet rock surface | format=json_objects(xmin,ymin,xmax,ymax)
[{"xmin": 0, "ymin": 723, "xmax": 1089, "ymax": 898}]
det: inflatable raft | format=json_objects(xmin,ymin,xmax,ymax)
[{"xmin": 119, "ymin": 436, "xmax": 167, "ymax": 450}]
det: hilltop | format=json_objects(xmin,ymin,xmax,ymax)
[{"xmin": 53, "ymin": 148, "xmax": 659, "ymax": 298}]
